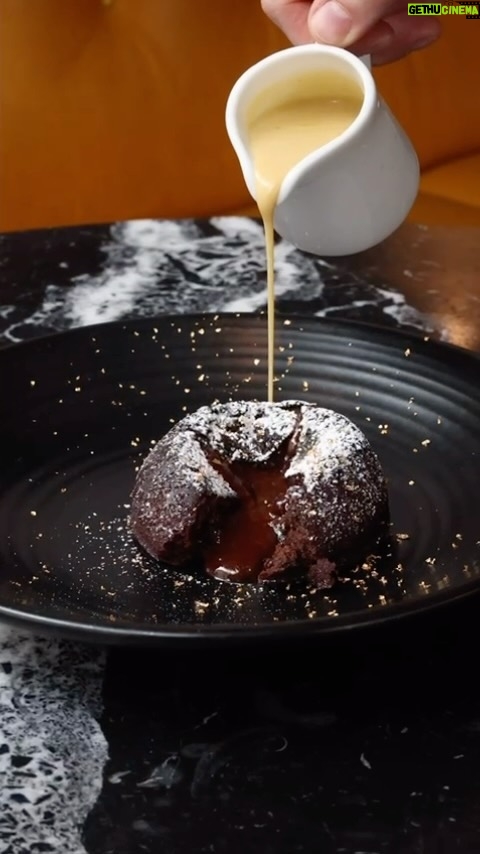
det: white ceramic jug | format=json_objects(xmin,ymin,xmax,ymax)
[{"xmin": 225, "ymin": 45, "xmax": 419, "ymax": 256}]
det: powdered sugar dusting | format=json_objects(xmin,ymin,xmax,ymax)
[
  {"xmin": 184, "ymin": 400, "xmax": 298, "ymax": 464},
  {"xmin": 143, "ymin": 429, "xmax": 235, "ymax": 500},
  {"xmin": 286, "ymin": 405, "xmax": 369, "ymax": 489},
  {"xmin": 132, "ymin": 429, "xmax": 236, "ymax": 553},
  {"xmin": 283, "ymin": 404, "xmax": 388, "ymax": 554}
]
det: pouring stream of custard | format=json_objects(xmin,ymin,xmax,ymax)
[{"xmin": 246, "ymin": 71, "xmax": 362, "ymax": 401}]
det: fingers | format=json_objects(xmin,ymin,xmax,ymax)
[
  {"xmin": 348, "ymin": 11, "xmax": 442, "ymax": 65},
  {"xmin": 308, "ymin": 0, "xmax": 406, "ymax": 46},
  {"xmin": 261, "ymin": 0, "xmax": 442, "ymax": 65},
  {"xmin": 372, "ymin": 11, "xmax": 441, "ymax": 65}
]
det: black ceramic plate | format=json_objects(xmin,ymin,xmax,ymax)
[{"xmin": 1, "ymin": 313, "xmax": 479, "ymax": 645}]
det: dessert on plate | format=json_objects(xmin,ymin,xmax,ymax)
[{"xmin": 130, "ymin": 400, "xmax": 389, "ymax": 588}]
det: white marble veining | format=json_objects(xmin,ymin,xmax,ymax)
[
  {"xmin": 0, "ymin": 627, "xmax": 107, "ymax": 854},
  {"xmin": 0, "ymin": 218, "xmax": 432, "ymax": 344}
]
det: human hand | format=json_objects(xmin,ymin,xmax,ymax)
[{"xmin": 261, "ymin": 0, "xmax": 442, "ymax": 65}]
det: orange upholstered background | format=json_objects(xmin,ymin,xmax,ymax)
[{"xmin": 1, "ymin": 0, "xmax": 479, "ymax": 231}]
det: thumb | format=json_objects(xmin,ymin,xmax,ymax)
[{"xmin": 308, "ymin": 0, "xmax": 401, "ymax": 46}]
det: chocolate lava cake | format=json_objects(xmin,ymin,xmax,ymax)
[{"xmin": 129, "ymin": 400, "xmax": 389, "ymax": 588}]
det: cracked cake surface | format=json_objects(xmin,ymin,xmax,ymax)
[{"xmin": 130, "ymin": 400, "xmax": 389, "ymax": 587}]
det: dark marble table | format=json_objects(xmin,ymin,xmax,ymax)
[{"xmin": 1, "ymin": 217, "xmax": 480, "ymax": 854}]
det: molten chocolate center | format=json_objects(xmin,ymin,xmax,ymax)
[{"xmin": 204, "ymin": 462, "xmax": 287, "ymax": 583}]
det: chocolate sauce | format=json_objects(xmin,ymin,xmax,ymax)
[{"xmin": 204, "ymin": 463, "xmax": 287, "ymax": 583}]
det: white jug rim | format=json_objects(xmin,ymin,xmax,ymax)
[{"xmin": 225, "ymin": 44, "xmax": 377, "ymax": 204}]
